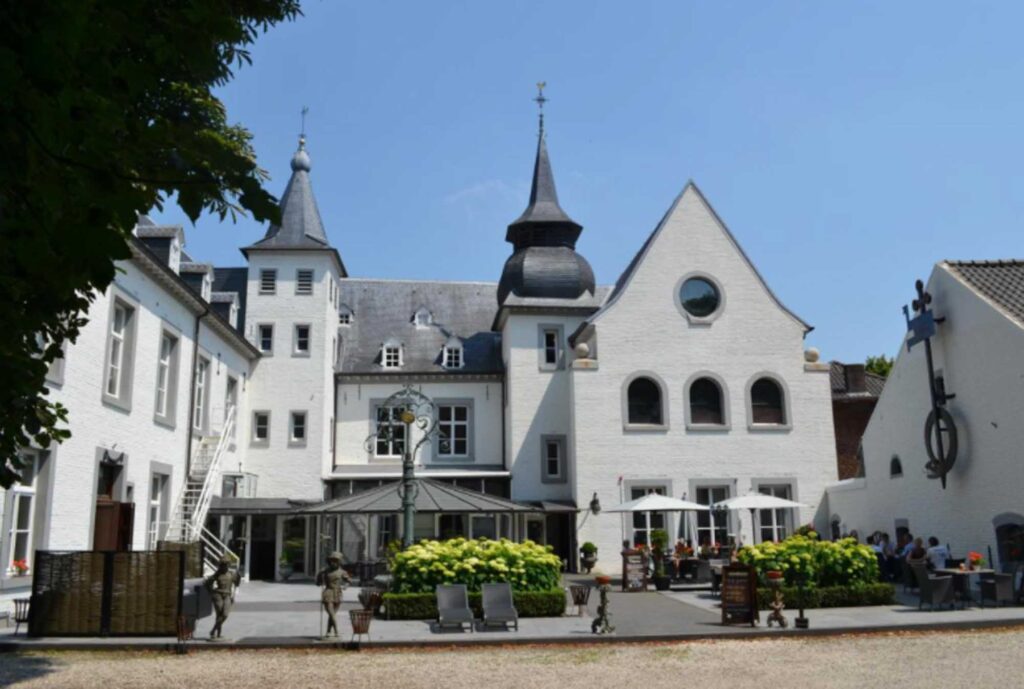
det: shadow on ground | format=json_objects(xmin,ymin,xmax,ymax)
[{"xmin": 0, "ymin": 653, "xmax": 62, "ymax": 686}]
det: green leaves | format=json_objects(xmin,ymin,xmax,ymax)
[
  {"xmin": 737, "ymin": 534, "xmax": 880, "ymax": 588},
  {"xmin": 0, "ymin": 1, "xmax": 299, "ymax": 487}
]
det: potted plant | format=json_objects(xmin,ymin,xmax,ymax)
[
  {"xmin": 594, "ymin": 569, "xmax": 612, "ymax": 587},
  {"xmin": 650, "ymin": 529, "xmax": 671, "ymax": 591},
  {"xmin": 11, "ymin": 559, "xmax": 28, "ymax": 577},
  {"xmin": 278, "ymin": 554, "xmax": 294, "ymax": 581},
  {"xmin": 580, "ymin": 542, "xmax": 598, "ymax": 573},
  {"xmin": 968, "ymin": 551, "xmax": 985, "ymax": 570}
]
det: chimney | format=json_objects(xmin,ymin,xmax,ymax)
[{"xmin": 845, "ymin": 364, "xmax": 867, "ymax": 393}]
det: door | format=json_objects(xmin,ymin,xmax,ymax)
[{"xmin": 249, "ymin": 515, "xmax": 276, "ymax": 580}]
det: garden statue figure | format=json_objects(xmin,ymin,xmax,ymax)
[
  {"xmin": 204, "ymin": 553, "xmax": 241, "ymax": 641},
  {"xmin": 316, "ymin": 551, "xmax": 351, "ymax": 638}
]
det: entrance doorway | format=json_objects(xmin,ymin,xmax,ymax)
[{"xmin": 249, "ymin": 515, "xmax": 276, "ymax": 580}]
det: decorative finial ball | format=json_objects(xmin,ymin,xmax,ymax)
[
  {"xmin": 804, "ymin": 347, "xmax": 820, "ymax": 363},
  {"xmin": 291, "ymin": 148, "xmax": 311, "ymax": 172},
  {"xmin": 400, "ymin": 410, "xmax": 416, "ymax": 425},
  {"xmin": 574, "ymin": 342, "xmax": 590, "ymax": 358}
]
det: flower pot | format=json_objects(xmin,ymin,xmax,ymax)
[
  {"xmin": 653, "ymin": 575, "xmax": 671, "ymax": 591},
  {"xmin": 581, "ymin": 553, "xmax": 598, "ymax": 574},
  {"xmin": 595, "ymin": 574, "xmax": 611, "ymax": 586},
  {"xmin": 278, "ymin": 563, "xmax": 294, "ymax": 581}
]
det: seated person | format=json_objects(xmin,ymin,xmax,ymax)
[
  {"xmin": 907, "ymin": 537, "xmax": 928, "ymax": 565},
  {"xmin": 926, "ymin": 537, "xmax": 950, "ymax": 571}
]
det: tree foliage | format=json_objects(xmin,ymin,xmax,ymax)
[
  {"xmin": 0, "ymin": 1, "xmax": 301, "ymax": 487},
  {"xmin": 865, "ymin": 354, "xmax": 894, "ymax": 378}
]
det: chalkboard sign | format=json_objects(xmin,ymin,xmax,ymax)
[
  {"xmin": 720, "ymin": 563, "xmax": 758, "ymax": 626},
  {"xmin": 621, "ymin": 549, "xmax": 649, "ymax": 592}
]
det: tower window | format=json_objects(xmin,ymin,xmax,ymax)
[
  {"xmin": 259, "ymin": 269, "xmax": 277, "ymax": 295},
  {"xmin": 296, "ymin": 269, "xmax": 314, "ymax": 295},
  {"xmin": 294, "ymin": 324, "xmax": 311, "ymax": 355},
  {"xmin": 257, "ymin": 324, "xmax": 273, "ymax": 354}
]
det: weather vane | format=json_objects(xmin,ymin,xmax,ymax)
[
  {"xmin": 534, "ymin": 82, "xmax": 547, "ymax": 135},
  {"xmin": 299, "ymin": 106, "xmax": 309, "ymax": 147}
]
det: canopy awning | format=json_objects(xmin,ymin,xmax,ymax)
[
  {"xmin": 209, "ymin": 497, "xmax": 317, "ymax": 515},
  {"xmin": 295, "ymin": 478, "xmax": 547, "ymax": 515}
]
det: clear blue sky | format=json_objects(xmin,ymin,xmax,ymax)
[{"xmin": 153, "ymin": 1, "xmax": 1024, "ymax": 363}]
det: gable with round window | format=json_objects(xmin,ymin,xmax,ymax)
[{"xmin": 674, "ymin": 273, "xmax": 725, "ymax": 323}]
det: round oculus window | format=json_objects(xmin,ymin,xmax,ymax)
[{"xmin": 679, "ymin": 277, "xmax": 720, "ymax": 318}]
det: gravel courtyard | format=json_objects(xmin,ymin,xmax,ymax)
[{"xmin": 3, "ymin": 628, "xmax": 1021, "ymax": 689}]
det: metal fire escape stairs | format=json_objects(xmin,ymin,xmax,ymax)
[{"xmin": 168, "ymin": 405, "xmax": 235, "ymax": 573}]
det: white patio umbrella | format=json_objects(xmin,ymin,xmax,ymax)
[
  {"xmin": 605, "ymin": 494, "xmax": 709, "ymax": 548},
  {"xmin": 712, "ymin": 492, "xmax": 807, "ymax": 544}
]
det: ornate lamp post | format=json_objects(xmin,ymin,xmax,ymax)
[{"xmin": 364, "ymin": 386, "xmax": 441, "ymax": 548}]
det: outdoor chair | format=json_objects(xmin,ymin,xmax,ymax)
[
  {"xmin": 912, "ymin": 564, "xmax": 955, "ymax": 611},
  {"xmin": 901, "ymin": 561, "xmax": 919, "ymax": 593},
  {"xmin": 979, "ymin": 573, "xmax": 1015, "ymax": 607},
  {"xmin": 481, "ymin": 582, "xmax": 519, "ymax": 631},
  {"xmin": 435, "ymin": 584, "xmax": 474, "ymax": 632}
]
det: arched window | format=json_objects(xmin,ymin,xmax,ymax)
[
  {"xmin": 689, "ymin": 377, "xmax": 724, "ymax": 425},
  {"xmin": 890, "ymin": 456, "xmax": 903, "ymax": 478},
  {"xmin": 627, "ymin": 377, "xmax": 663, "ymax": 426},
  {"xmin": 750, "ymin": 377, "xmax": 785, "ymax": 425}
]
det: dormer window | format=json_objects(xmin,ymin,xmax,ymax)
[
  {"xmin": 381, "ymin": 339, "xmax": 402, "ymax": 369},
  {"xmin": 413, "ymin": 307, "xmax": 433, "ymax": 329},
  {"xmin": 338, "ymin": 305, "xmax": 353, "ymax": 326},
  {"xmin": 442, "ymin": 338, "xmax": 463, "ymax": 369}
]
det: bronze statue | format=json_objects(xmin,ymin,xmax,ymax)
[
  {"xmin": 204, "ymin": 553, "xmax": 241, "ymax": 641},
  {"xmin": 316, "ymin": 551, "xmax": 351, "ymax": 638}
]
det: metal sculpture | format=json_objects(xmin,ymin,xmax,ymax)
[
  {"xmin": 316, "ymin": 551, "xmax": 351, "ymax": 639},
  {"xmin": 903, "ymin": 280, "xmax": 958, "ymax": 488},
  {"xmin": 203, "ymin": 554, "xmax": 240, "ymax": 641},
  {"xmin": 364, "ymin": 386, "xmax": 441, "ymax": 548},
  {"xmin": 591, "ymin": 583, "xmax": 615, "ymax": 634}
]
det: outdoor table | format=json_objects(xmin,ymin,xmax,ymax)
[{"xmin": 935, "ymin": 568, "xmax": 995, "ymax": 606}]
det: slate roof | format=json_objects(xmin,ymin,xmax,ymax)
[
  {"xmin": 297, "ymin": 479, "xmax": 543, "ymax": 514},
  {"xmin": 246, "ymin": 141, "xmax": 329, "ymax": 250},
  {"xmin": 944, "ymin": 260, "xmax": 1024, "ymax": 327},
  {"xmin": 829, "ymin": 361, "xmax": 885, "ymax": 400},
  {"xmin": 212, "ymin": 267, "xmax": 249, "ymax": 332},
  {"xmin": 507, "ymin": 133, "xmax": 580, "ymax": 231},
  {"xmin": 336, "ymin": 279, "xmax": 503, "ymax": 375}
]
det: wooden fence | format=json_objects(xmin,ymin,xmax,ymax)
[
  {"xmin": 29, "ymin": 551, "xmax": 184, "ymax": 637},
  {"xmin": 157, "ymin": 540, "xmax": 205, "ymax": 579}
]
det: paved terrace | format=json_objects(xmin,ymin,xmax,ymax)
[{"xmin": 3, "ymin": 575, "xmax": 1024, "ymax": 650}]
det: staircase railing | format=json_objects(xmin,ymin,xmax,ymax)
[{"xmin": 187, "ymin": 404, "xmax": 235, "ymax": 530}]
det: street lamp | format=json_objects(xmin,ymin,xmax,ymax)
[{"xmin": 364, "ymin": 385, "xmax": 440, "ymax": 549}]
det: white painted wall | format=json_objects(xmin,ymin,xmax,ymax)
[
  {"xmin": 334, "ymin": 380, "xmax": 504, "ymax": 468},
  {"xmin": 242, "ymin": 252, "xmax": 341, "ymax": 500},
  {"xmin": 502, "ymin": 314, "xmax": 587, "ymax": 503},
  {"xmin": 827, "ymin": 263, "xmax": 1024, "ymax": 569},
  {"xmin": 572, "ymin": 184, "xmax": 837, "ymax": 566}
]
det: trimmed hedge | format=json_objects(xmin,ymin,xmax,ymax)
[
  {"xmin": 756, "ymin": 583, "xmax": 895, "ymax": 610},
  {"xmin": 383, "ymin": 589, "xmax": 567, "ymax": 620},
  {"xmin": 391, "ymin": 538, "xmax": 562, "ymax": 593}
]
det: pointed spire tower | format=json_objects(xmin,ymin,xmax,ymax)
[
  {"xmin": 242, "ymin": 128, "xmax": 347, "ymax": 275},
  {"xmin": 497, "ymin": 85, "xmax": 594, "ymax": 304}
]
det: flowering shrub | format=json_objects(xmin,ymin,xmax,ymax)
[
  {"xmin": 736, "ymin": 534, "xmax": 879, "ymax": 587},
  {"xmin": 390, "ymin": 538, "xmax": 563, "ymax": 593}
]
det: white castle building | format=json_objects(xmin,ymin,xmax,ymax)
[{"xmin": 2, "ymin": 118, "xmax": 838, "ymax": 594}]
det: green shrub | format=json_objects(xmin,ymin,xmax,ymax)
[
  {"xmin": 736, "ymin": 534, "xmax": 879, "ymax": 587},
  {"xmin": 382, "ymin": 589, "xmax": 566, "ymax": 620},
  {"xmin": 391, "ymin": 538, "xmax": 563, "ymax": 594},
  {"xmin": 580, "ymin": 542, "xmax": 597, "ymax": 555},
  {"xmin": 755, "ymin": 583, "xmax": 894, "ymax": 609}
]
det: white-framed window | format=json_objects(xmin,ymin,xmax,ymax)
[
  {"xmin": 6, "ymin": 451, "xmax": 39, "ymax": 574},
  {"xmin": 257, "ymin": 324, "xmax": 274, "ymax": 354},
  {"xmin": 629, "ymin": 485, "xmax": 667, "ymax": 548},
  {"xmin": 148, "ymin": 473, "xmax": 167, "ymax": 549},
  {"xmin": 542, "ymin": 436, "xmax": 565, "ymax": 482},
  {"xmin": 374, "ymin": 407, "xmax": 406, "ymax": 458},
  {"xmin": 443, "ymin": 343, "xmax": 463, "ymax": 369},
  {"xmin": 259, "ymin": 269, "xmax": 277, "ymax": 294},
  {"xmin": 694, "ymin": 485, "xmax": 731, "ymax": 547},
  {"xmin": 290, "ymin": 411, "xmax": 307, "ymax": 444},
  {"xmin": 338, "ymin": 305, "xmax": 353, "ymax": 326},
  {"xmin": 104, "ymin": 300, "xmax": 137, "ymax": 405},
  {"xmin": 252, "ymin": 411, "xmax": 270, "ymax": 443},
  {"xmin": 413, "ymin": 308, "xmax": 432, "ymax": 328},
  {"xmin": 757, "ymin": 484, "xmax": 793, "ymax": 543},
  {"xmin": 154, "ymin": 332, "xmax": 178, "ymax": 420},
  {"xmin": 437, "ymin": 404, "xmax": 469, "ymax": 457},
  {"xmin": 296, "ymin": 269, "xmax": 314, "ymax": 295},
  {"xmin": 542, "ymin": 329, "xmax": 559, "ymax": 366},
  {"xmin": 294, "ymin": 324, "xmax": 311, "ymax": 355},
  {"xmin": 193, "ymin": 357, "xmax": 209, "ymax": 432},
  {"xmin": 382, "ymin": 343, "xmax": 402, "ymax": 369}
]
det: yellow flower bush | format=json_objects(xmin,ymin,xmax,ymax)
[
  {"xmin": 391, "ymin": 537, "xmax": 563, "ymax": 593},
  {"xmin": 736, "ymin": 534, "xmax": 879, "ymax": 587}
]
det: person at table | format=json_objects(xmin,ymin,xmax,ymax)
[
  {"xmin": 907, "ymin": 537, "xmax": 928, "ymax": 565},
  {"xmin": 926, "ymin": 537, "xmax": 950, "ymax": 571},
  {"xmin": 897, "ymin": 532, "xmax": 915, "ymax": 559}
]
